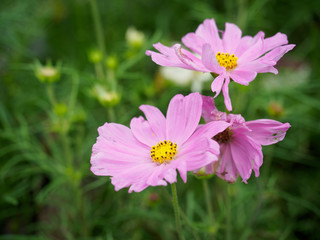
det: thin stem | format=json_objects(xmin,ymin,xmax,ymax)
[
  {"xmin": 161, "ymin": 188, "xmax": 200, "ymax": 240},
  {"xmin": 89, "ymin": 0, "xmax": 117, "ymax": 90},
  {"xmin": 89, "ymin": 0, "xmax": 106, "ymax": 57},
  {"xmin": 94, "ymin": 62, "xmax": 106, "ymax": 82},
  {"xmin": 46, "ymin": 84, "xmax": 57, "ymax": 107},
  {"xmin": 108, "ymin": 107, "xmax": 115, "ymax": 122},
  {"xmin": 171, "ymin": 183, "xmax": 185, "ymax": 240},
  {"xmin": 203, "ymin": 179, "xmax": 215, "ymax": 224},
  {"xmin": 226, "ymin": 184, "xmax": 232, "ymax": 240},
  {"xmin": 61, "ymin": 132, "xmax": 73, "ymax": 168}
]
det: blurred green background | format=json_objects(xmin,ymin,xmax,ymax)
[{"xmin": 1, "ymin": 0, "xmax": 320, "ymax": 239}]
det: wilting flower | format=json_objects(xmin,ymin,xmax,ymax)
[
  {"xmin": 146, "ymin": 18, "xmax": 295, "ymax": 111},
  {"xmin": 201, "ymin": 95, "xmax": 291, "ymax": 183},
  {"xmin": 90, "ymin": 92, "xmax": 229, "ymax": 192}
]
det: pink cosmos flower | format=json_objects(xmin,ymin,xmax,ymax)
[
  {"xmin": 201, "ymin": 95, "xmax": 291, "ymax": 183},
  {"xmin": 146, "ymin": 19, "xmax": 295, "ymax": 111},
  {"xmin": 90, "ymin": 92, "xmax": 230, "ymax": 192}
]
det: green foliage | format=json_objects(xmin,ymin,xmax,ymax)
[{"xmin": 1, "ymin": 0, "xmax": 320, "ymax": 239}]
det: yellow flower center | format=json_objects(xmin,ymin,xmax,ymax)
[
  {"xmin": 150, "ymin": 140, "xmax": 177, "ymax": 164},
  {"xmin": 216, "ymin": 52, "xmax": 238, "ymax": 71}
]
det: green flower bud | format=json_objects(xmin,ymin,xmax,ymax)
[
  {"xmin": 88, "ymin": 49, "xmax": 103, "ymax": 63},
  {"xmin": 125, "ymin": 27, "xmax": 145, "ymax": 49},
  {"xmin": 34, "ymin": 61, "xmax": 61, "ymax": 84},
  {"xmin": 91, "ymin": 84, "xmax": 121, "ymax": 107},
  {"xmin": 54, "ymin": 103, "xmax": 68, "ymax": 117},
  {"xmin": 105, "ymin": 55, "xmax": 118, "ymax": 70}
]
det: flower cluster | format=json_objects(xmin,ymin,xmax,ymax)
[{"xmin": 90, "ymin": 18, "xmax": 293, "ymax": 192}]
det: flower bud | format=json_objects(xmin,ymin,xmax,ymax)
[
  {"xmin": 105, "ymin": 55, "xmax": 118, "ymax": 70},
  {"xmin": 88, "ymin": 49, "xmax": 103, "ymax": 63},
  {"xmin": 125, "ymin": 27, "xmax": 145, "ymax": 49},
  {"xmin": 91, "ymin": 84, "xmax": 121, "ymax": 107},
  {"xmin": 54, "ymin": 103, "xmax": 68, "ymax": 117},
  {"xmin": 268, "ymin": 102, "xmax": 284, "ymax": 118},
  {"xmin": 34, "ymin": 61, "xmax": 61, "ymax": 84}
]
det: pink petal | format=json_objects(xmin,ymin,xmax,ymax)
[
  {"xmin": 245, "ymin": 136, "xmax": 263, "ymax": 177},
  {"xmin": 190, "ymin": 121, "xmax": 231, "ymax": 141},
  {"xmin": 128, "ymin": 182, "xmax": 150, "ymax": 193},
  {"xmin": 238, "ymin": 38, "xmax": 263, "ymax": 64},
  {"xmin": 211, "ymin": 74, "xmax": 225, "ymax": 97},
  {"xmin": 201, "ymin": 95, "xmax": 216, "ymax": 122},
  {"xmin": 97, "ymin": 123, "xmax": 140, "ymax": 147},
  {"xmin": 181, "ymin": 32, "xmax": 206, "ymax": 55},
  {"xmin": 173, "ymin": 44, "xmax": 209, "ymax": 72},
  {"xmin": 223, "ymin": 22, "xmax": 242, "ymax": 54},
  {"xmin": 263, "ymin": 32, "xmax": 288, "ymax": 52},
  {"xmin": 237, "ymin": 59, "xmax": 277, "ymax": 74},
  {"xmin": 253, "ymin": 31, "xmax": 265, "ymax": 41},
  {"xmin": 230, "ymin": 70, "xmax": 257, "ymax": 85},
  {"xmin": 177, "ymin": 161, "xmax": 187, "ymax": 183},
  {"xmin": 93, "ymin": 123, "xmax": 149, "ymax": 159},
  {"xmin": 201, "ymin": 44, "xmax": 222, "ymax": 73},
  {"xmin": 130, "ymin": 116, "xmax": 159, "ymax": 147},
  {"xmin": 245, "ymin": 119, "xmax": 291, "ymax": 146},
  {"xmin": 91, "ymin": 140, "xmax": 148, "ymax": 165},
  {"xmin": 222, "ymin": 76, "xmax": 232, "ymax": 111},
  {"xmin": 162, "ymin": 167, "xmax": 178, "ymax": 184},
  {"xmin": 179, "ymin": 137, "xmax": 214, "ymax": 171},
  {"xmin": 139, "ymin": 105, "xmax": 166, "ymax": 140},
  {"xmin": 145, "ymin": 43, "xmax": 196, "ymax": 70},
  {"xmin": 230, "ymin": 136, "xmax": 255, "ymax": 182},
  {"xmin": 216, "ymin": 143, "xmax": 238, "ymax": 183},
  {"xmin": 195, "ymin": 19, "xmax": 223, "ymax": 54},
  {"xmin": 166, "ymin": 94, "xmax": 185, "ymax": 145},
  {"xmin": 146, "ymin": 164, "xmax": 168, "ymax": 186},
  {"xmin": 260, "ymin": 44, "xmax": 295, "ymax": 62},
  {"xmin": 166, "ymin": 93, "xmax": 202, "ymax": 145},
  {"xmin": 181, "ymin": 92, "xmax": 203, "ymax": 141},
  {"xmin": 236, "ymin": 31, "xmax": 265, "ymax": 56}
]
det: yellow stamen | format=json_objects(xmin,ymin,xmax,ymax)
[
  {"xmin": 216, "ymin": 52, "xmax": 238, "ymax": 71},
  {"xmin": 150, "ymin": 140, "xmax": 177, "ymax": 164}
]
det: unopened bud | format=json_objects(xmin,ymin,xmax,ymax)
[
  {"xmin": 91, "ymin": 84, "xmax": 121, "ymax": 107},
  {"xmin": 88, "ymin": 49, "xmax": 103, "ymax": 63},
  {"xmin": 105, "ymin": 56, "xmax": 118, "ymax": 70},
  {"xmin": 268, "ymin": 102, "xmax": 284, "ymax": 118},
  {"xmin": 126, "ymin": 27, "xmax": 145, "ymax": 49},
  {"xmin": 34, "ymin": 61, "xmax": 61, "ymax": 83},
  {"xmin": 54, "ymin": 103, "xmax": 68, "ymax": 117}
]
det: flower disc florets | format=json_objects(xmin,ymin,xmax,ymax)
[
  {"xmin": 151, "ymin": 140, "xmax": 177, "ymax": 164},
  {"xmin": 213, "ymin": 127, "xmax": 233, "ymax": 144},
  {"xmin": 216, "ymin": 52, "xmax": 238, "ymax": 71}
]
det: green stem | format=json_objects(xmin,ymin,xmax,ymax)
[
  {"xmin": 237, "ymin": 0, "xmax": 247, "ymax": 29},
  {"xmin": 107, "ymin": 106, "xmax": 115, "ymax": 122},
  {"xmin": 61, "ymin": 132, "xmax": 73, "ymax": 168},
  {"xmin": 226, "ymin": 184, "xmax": 232, "ymax": 240},
  {"xmin": 89, "ymin": 0, "xmax": 117, "ymax": 91},
  {"xmin": 46, "ymin": 83, "xmax": 57, "ymax": 107},
  {"xmin": 161, "ymin": 188, "xmax": 200, "ymax": 240},
  {"xmin": 94, "ymin": 62, "xmax": 106, "ymax": 82},
  {"xmin": 89, "ymin": 0, "xmax": 106, "ymax": 57},
  {"xmin": 171, "ymin": 183, "xmax": 185, "ymax": 240},
  {"xmin": 203, "ymin": 179, "xmax": 215, "ymax": 224}
]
